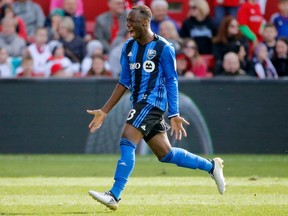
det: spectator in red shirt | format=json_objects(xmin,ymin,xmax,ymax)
[
  {"xmin": 0, "ymin": 3, "xmax": 28, "ymax": 41},
  {"xmin": 176, "ymin": 52, "xmax": 194, "ymax": 78},
  {"xmin": 237, "ymin": 0, "xmax": 265, "ymax": 45},
  {"xmin": 214, "ymin": 0, "xmax": 243, "ymax": 27},
  {"xmin": 181, "ymin": 38, "xmax": 208, "ymax": 78}
]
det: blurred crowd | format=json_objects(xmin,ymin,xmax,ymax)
[{"xmin": 0, "ymin": 0, "xmax": 287, "ymax": 79}]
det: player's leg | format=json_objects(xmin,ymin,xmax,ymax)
[
  {"xmin": 147, "ymin": 132, "xmax": 213, "ymax": 172},
  {"xmin": 89, "ymin": 123, "xmax": 142, "ymax": 210},
  {"xmin": 146, "ymin": 131, "xmax": 226, "ymax": 194},
  {"xmin": 89, "ymin": 103, "xmax": 158, "ymax": 209},
  {"xmin": 110, "ymin": 123, "xmax": 143, "ymax": 200}
]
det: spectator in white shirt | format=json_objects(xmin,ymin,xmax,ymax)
[{"xmin": 27, "ymin": 27, "xmax": 51, "ymax": 76}]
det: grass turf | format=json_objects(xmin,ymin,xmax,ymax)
[{"xmin": 0, "ymin": 154, "xmax": 287, "ymax": 215}]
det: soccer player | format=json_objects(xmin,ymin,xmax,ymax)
[{"xmin": 87, "ymin": 5, "xmax": 226, "ymax": 211}]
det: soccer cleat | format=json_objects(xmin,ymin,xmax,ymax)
[
  {"xmin": 88, "ymin": 190, "xmax": 119, "ymax": 210},
  {"xmin": 210, "ymin": 157, "xmax": 226, "ymax": 195}
]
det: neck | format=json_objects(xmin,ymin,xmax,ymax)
[
  {"xmin": 137, "ymin": 30, "xmax": 154, "ymax": 45},
  {"xmin": 266, "ymin": 40, "xmax": 276, "ymax": 47},
  {"xmin": 65, "ymin": 32, "xmax": 74, "ymax": 42},
  {"xmin": 278, "ymin": 54, "xmax": 287, "ymax": 58},
  {"xmin": 196, "ymin": 14, "xmax": 205, "ymax": 22}
]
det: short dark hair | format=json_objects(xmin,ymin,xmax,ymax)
[
  {"xmin": 264, "ymin": 23, "xmax": 277, "ymax": 30},
  {"xmin": 131, "ymin": 5, "xmax": 152, "ymax": 20}
]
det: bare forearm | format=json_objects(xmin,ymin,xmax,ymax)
[{"xmin": 101, "ymin": 83, "xmax": 127, "ymax": 114}]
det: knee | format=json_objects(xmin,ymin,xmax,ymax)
[{"xmin": 159, "ymin": 148, "xmax": 174, "ymax": 163}]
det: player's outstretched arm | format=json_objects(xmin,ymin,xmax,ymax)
[
  {"xmin": 170, "ymin": 116, "xmax": 190, "ymax": 140},
  {"xmin": 87, "ymin": 83, "xmax": 127, "ymax": 133}
]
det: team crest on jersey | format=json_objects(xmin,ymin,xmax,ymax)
[{"xmin": 147, "ymin": 49, "xmax": 156, "ymax": 60}]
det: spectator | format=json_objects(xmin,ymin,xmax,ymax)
[
  {"xmin": 237, "ymin": 0, "xmax": 265, "ymax": 44},
  {"xmin": 0, "ymin": 47, "xmax": 13, "ymax": 78},
  {"xmin": 0, "ymin": 0, "xmax": 13, "ymax": 7},
  {"xmin": 252, "ymin": 43, "xmax": 278, "ymax": 79},
  {"xmin": 94, "ymin": 0, "xmax": 127, "ymax": 54},
  {"xmin": 175, "ymin": 52, "xmax": 194, "ymax": 78},
  {"xmin": 58, "ymin": 16, "xmax": 85, "ymax": 71},
  {"xmin": 213, "ymin": 16, "xmax": 249, "ymax": 75},
  {"xmin": 179, "ymin": 0, "xmax": 217, "ymax": 54},
  {"xmin": 45, "ymin": 8, "xmax": 64, "ymax": 41},
  {"xmin": 62, "ymin": 0, "xmax": 85, "ymax": 37},
  {"xmin": 50, "ymin": 0, "xmax": 83, "ymax": 16},
  {"xmin": 272, "ymin": 37, "xmax": 288, "ymax": 77},
  {"xmin": 50, "ymin": 62, "xmax": 73, "ymax": 78},
  {"xmin": 0, "ymin": 3, "xmax": 28, "ymax": 41},
  {"xmin": 13, "ymin": 0, "xmax": 45, "ymax": 39},
  {"xmin": 17, "ymin": 55, "xmax": 44, "ymax": 77},
  {"xmin": 27, "ymin": 27, "xmax": 51, "ymax": 76},
  {"xmin": 181, "ymin": 38, "xmax": 207, "ymax": 77},
  {"xmin": 47, "ymin": 40, "xmax": 75, "ymax": 76},
  {"xmin": 150, "ymin": 0, "xmax": 179, "ymax": 34},
  {"xmin": 213, "ymin": 0, "xmax": 243, "ymax": 27},
  {"xmin": 86, "ymin": 55, "xmax": 112, "ymax": 78},
  {"xmin": 159, "ymin": 19, "xmax": 182, "ymax": 52},
  {"xmin": 262, "ymin": 23, "xmax": 278, "ymax": 59},
  {"xmin": 0, "ymin": 17, "xmax": 26, "ymax": 57},
  {"xmin": 228, "ymin": 41, "xmax": 255, "ymax": 76},
  {"xmin": 220, "ymin": 52, "xmax": 246, "ymax": 76},
  {"xmin": 270, "ymin": 0, "xmax": 288, "ymax": 38},
  {"xmin": 81, "ymin": 40, "xmax": 110, "ymax": 76}
]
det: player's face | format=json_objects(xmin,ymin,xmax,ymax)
[{"xmin": 127, "ymin": 11, "xmax": 145, "ymax": 40}]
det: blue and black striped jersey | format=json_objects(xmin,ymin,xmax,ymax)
[{"xmin": 119, "ymin": 34, "xmax": 179, "ymax": 118}]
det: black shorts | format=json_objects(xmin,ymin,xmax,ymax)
[{"xmin": 126, "ymin": 103, "xmax": 171, "ymax": 142}]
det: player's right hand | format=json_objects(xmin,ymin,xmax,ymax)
[{"xmin": 87, "ymin": 109, "xmax": 107, "ymax": 133}]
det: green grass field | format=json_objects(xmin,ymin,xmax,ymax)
[{"xmin": 0, "ymin": 154, "xmax": 288, "ymax": 216}]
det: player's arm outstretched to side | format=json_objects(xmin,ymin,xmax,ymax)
[
  {"xmin": 87, "ymin": 40, "xmax": 131, "ymax": 133},
  {"xmin": 87, "ymin": 83, "xmax": 127, "ymax": 133},
  {"xmin": 162, "ymin": 44, "xmax": 189, "ymax": 140}
]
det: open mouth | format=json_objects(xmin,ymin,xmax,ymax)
[{"xmin": 128, "ymin": 30, "xmax": 134, "ymax": 37}]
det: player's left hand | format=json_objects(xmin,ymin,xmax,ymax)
[{"xmin": 170, "ymin": 116, "xmax": 190, "ymax": 140}]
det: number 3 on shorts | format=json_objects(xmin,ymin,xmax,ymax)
[{"xmin": 127, "ymin": 109, "xmax": 136, "ymax": 120}]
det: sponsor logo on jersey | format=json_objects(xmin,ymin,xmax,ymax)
[
  {"xmin": 143, "ymin": 60, "xmax": 155, "ymax": 73},
  {"xmin": 147, "ymin": 49, "xmax": 156, "ymax": 60},
  {"xmin": 129, "ymin": 63, "xmax": 141, "ymax": 70}
]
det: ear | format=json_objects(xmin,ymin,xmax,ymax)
[{"xmin": 142, "ymin": 18, "xmax": 149, "ymax": 27}]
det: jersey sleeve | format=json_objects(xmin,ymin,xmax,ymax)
[
  {"xmin": 119, "ymin": 43, "xmax": 131, "ymax": 89},
  {"xmin": 161, "ymin": 44, "xmax": 179, "ymax": 118}
]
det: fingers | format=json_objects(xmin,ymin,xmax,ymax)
[
  {"xmin": 87, "ymin": 110, "xmax": 95, "ymax": 115},
  {"xmin": 170, "ymin": 129, "xmax": 174, "ymax": 136},
  {"xmin": 182, "ymin": 127, "xmax": 187, "ymax": 138},
  {"xmin": 182, "ymin": 118, "xmax": 190, "ymax": 126},
  {"xmin": 88, "ymin": 120, "xmax": 94, "ymax": 129},
  {"xmin": 171, "ymin": 127, "xmax": 187, "ymax": 140},
  {"xmin": 90, "ymin": 123, "xmax": 101, "ymax": 133},
  {"xmin": 89, "ymin": 120, "xmax": 102, "ymax": 133}
]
